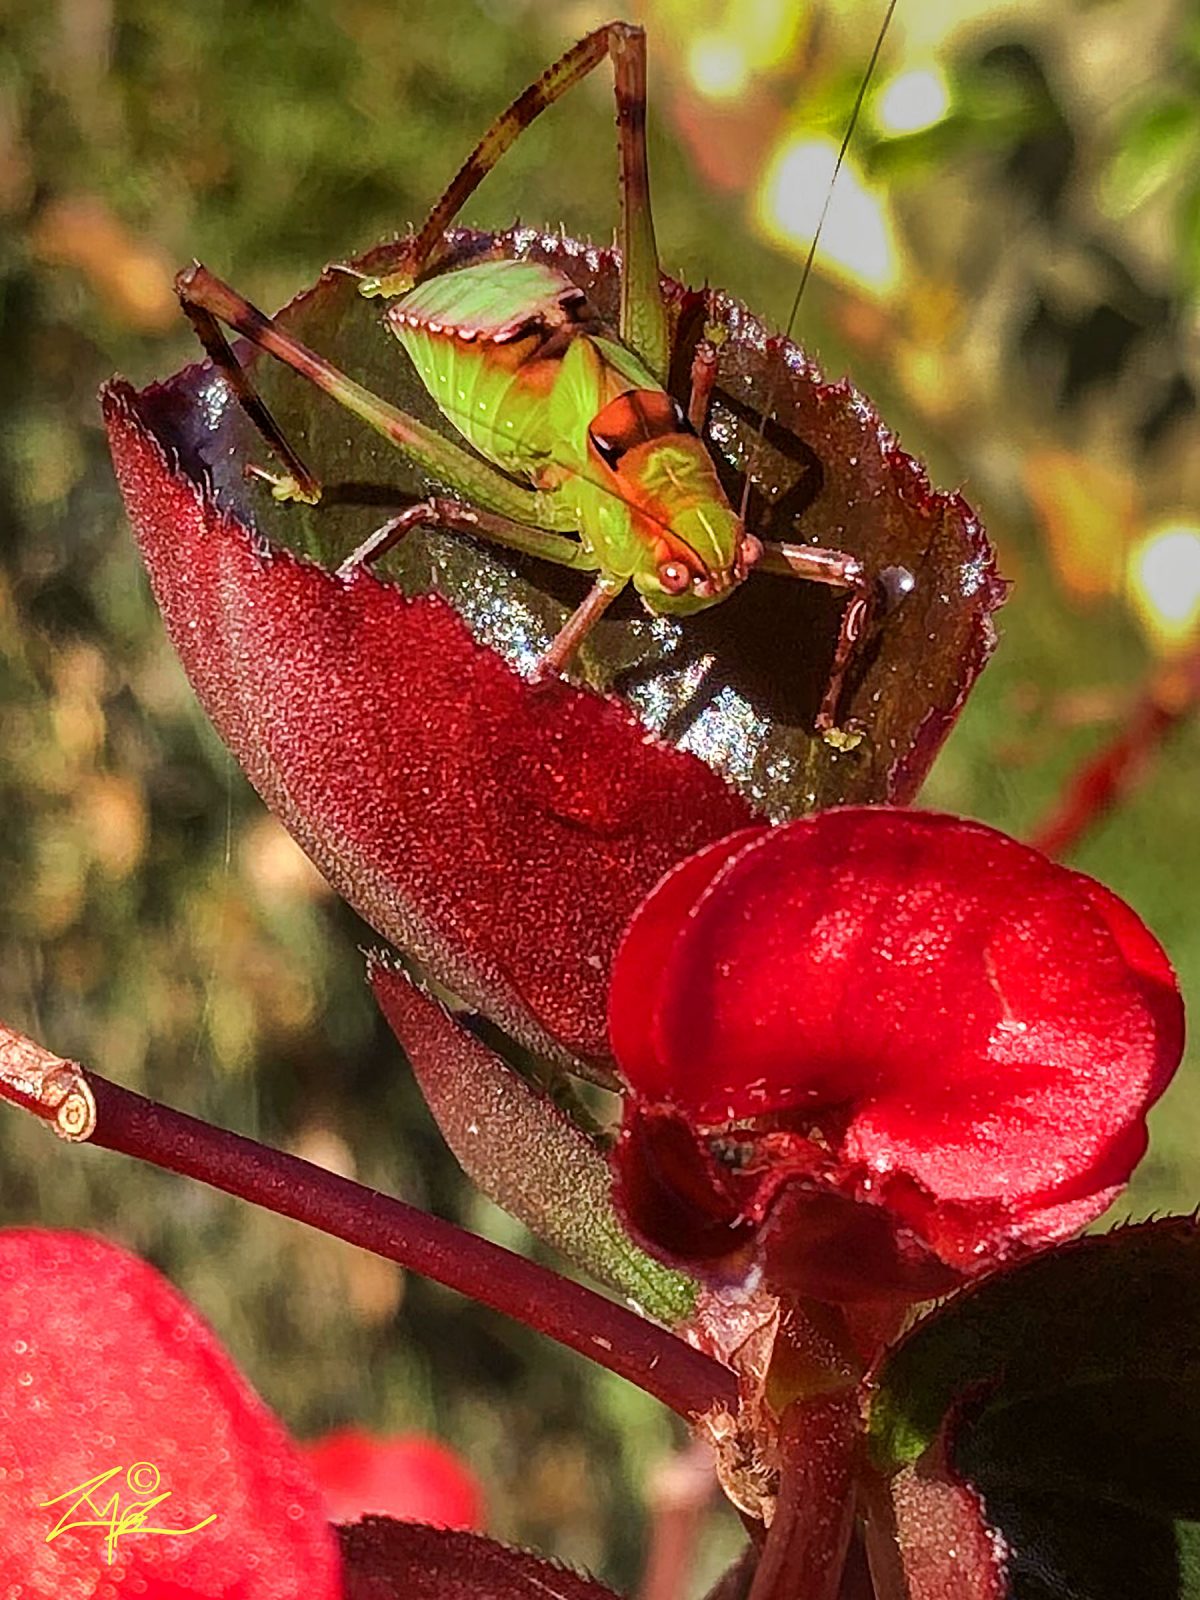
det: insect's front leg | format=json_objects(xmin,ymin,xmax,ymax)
[
  {"xmin": 531, "ymin": 573, "xmax": 628, "ymax": 684},
  {"xmin": 758, "ymin": 542, "xmax": 914, "ymax": 739},
  {"xmin": 687, "ymin": 315, "xmax": 727, "ymax": 434},
  {"xmin": 336, "ymin": 497, "xmax": 598, "ymax": 581},
  {"xmin": 342, "ymin": 498, "xmax": 623, "ymax": 683}
]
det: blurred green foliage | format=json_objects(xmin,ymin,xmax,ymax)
[{"xmin": 1, "ymin": 0, "xmax": 1198, "ymax": 1590}]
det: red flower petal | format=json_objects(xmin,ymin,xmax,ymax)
[
  {"xmin": 0, "ymin": 1229, "xmax": 341, "ymax": 1599},
  {"xmin": 606, "ymin": 827, "xmax": 766, "ymax": 1087},
  {"xmin": 610, "ymin": 809, "xmax": 1183, "ymax": 1294},
  {"xmin": 302, "ymin": 1428, "xmax": 482, "ymax": 1530}
]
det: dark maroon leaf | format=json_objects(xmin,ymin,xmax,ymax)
[
  {"xmin": 338, "ymin": 1518, "xmax": 625, "ymax": 1600},
  {"xmin": 868, "ymin": 1218, "xmax": 1200, "ymax": 1598},
  {"xmin": 105, "ymin": 227, "xmax": 1002, "ymax": 1070},
  {"xmin": 104, "ymin": 376, "xmax": 748, "ymax": 1075}
]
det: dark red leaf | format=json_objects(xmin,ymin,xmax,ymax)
[
  {"xmin": 610, "ymin": 809, "xmax": 1183, "ymax": 1300},
  {"xmin": 302, "ymin": 1427, "xmax": 482, "ymax": 1529},
  {"xmin": 104, "ymin": 376, "xmax": 748, "ymax": 1073},
  {"xmin": 104, "ymin": 227, "xmax": 1002, "ymax": 1071},
  {"xmin": 0, "ymin": 1229, "xmax": 341, "ymax": 1599},
  {"xmin": 338, "ymin": 1518, "xmax": 624, "ymax": 1600}
]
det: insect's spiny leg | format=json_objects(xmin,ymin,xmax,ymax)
[
  {"xmin": 176, "ymin": 281, "xmax": 321, "ymax": 503},
  {"xmin": 757, "ymin": 543, "xmax": 864, "ymax": 588},
  {"xmin": 818, "ymin": 591, "xmax": 872, "ymax": 735},
  {"xmin": 361, "ymin": 22, "xmax": 670, "ymax": 380},
  {"xmin": 687, "ymin": 316, "xmax": 726, "ymax": 434},
  {"xmin": 337, "ymin": 497, "xmax": 596, "ymax": 582},
  {"xmin": 365, "ymin": 28, "xmax": 614, "ymax": 296},
  {"xmin": 610, "ymin": 25, "xmax": 669, "ymax": 383},
  {"xmin": 758, "ymin": 542, "xmax": 873, "ymax": 735},
  {"xmin": 337, "ymin": 502, "xmax": 441, "ymax": 577},
  {"xmin": 532, "ymin": 573, "xmax": 628, "ymax": 684}
]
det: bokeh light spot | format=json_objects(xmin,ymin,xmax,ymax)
[
  {"xmin": 1128, "ymin": 523, "xmax": 1200, "ymax": 650},
  {"xmin": 756, "ymin": 135, "xmax": 899, "ymax": 297},
  {"xmin": 877, "ymin": 66, "xmax": 951, "ymax": 135},
  {"xmin": 687, "ymin": 33, "xmax": 750, "ymax": 100}
]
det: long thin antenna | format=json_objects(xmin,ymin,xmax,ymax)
[{"xmin": 739, "ymin": 0, "xmax": 899, "ymax": 524}]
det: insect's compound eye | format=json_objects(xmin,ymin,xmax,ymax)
[
  {"xmin": 657, "ymin": 560, "xmax": 692, "ymax": 596},
  {"xmin": 588, "ymin": 429, "xmax": 624, "ymax": 471}
]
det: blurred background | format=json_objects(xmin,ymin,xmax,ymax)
[{"xmin": 1, "ymin": 0, "xmax": 1198, "ymax": 1589}]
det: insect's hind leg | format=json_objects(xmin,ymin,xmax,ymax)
[
  {"xmin": 337, "ymin": 496, "xmax": 598, "ymax": 580},
  {"xmin": 178, "ymin": 292, "xmax": 322, "ymax": 505},
  {"xmin": 176, "ymin": 263, "xmax": 574, "ymax": 533},
  {"xmin": 360, "ymin": 25, "xmax": 669, "ymax": 383}
]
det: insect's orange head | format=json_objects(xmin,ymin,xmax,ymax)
[{"xmin": 587, "ymin": 390, "xmax": 762, "ymax": 616}]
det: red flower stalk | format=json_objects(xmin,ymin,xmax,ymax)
[{"xmin": 609, "ymin": 808, "xmax": 1184, "ymax": 1304}]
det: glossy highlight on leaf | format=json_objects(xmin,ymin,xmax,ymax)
[
  {"xmin": 104, "ymin": 226, "xmax": 1002, "ymax": 1071},
  {"xmin": 610, "ymin": 809, "xmax": 1183, "ymax": 1301}
]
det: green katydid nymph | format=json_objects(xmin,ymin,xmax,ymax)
[{"xmin": 176, "ymin": 17, "xmax": 907, "ymax": 739}]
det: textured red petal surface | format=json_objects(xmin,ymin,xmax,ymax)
[
  {"xmin": 0, "ymin": 1229, "xmax": 341, "ymax": 1600},
  {"xmin": 611, "ymin": 809, "xmax": 1183, "ymax": 1282},
  {"xmin": 105, "ymin": 382, "xmax": 749, "ymax": 1070},
  {"xmin": 606, "ymin": 827, "xmax": 765, "ymax": 1089},
  {"xmin": 339, "ymin": 1518, "xmax": 623, "ymax": 1600},
  {"xmin": 303, "ymin": 1428, "xmax": 482, "ymax": 1529}
]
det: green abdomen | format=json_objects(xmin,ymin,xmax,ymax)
[{"xmin": 387, "ymin": 258, "xmax": 591, "ymax": 480}]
